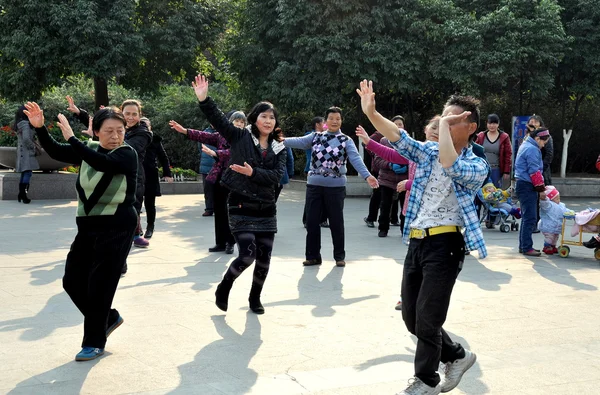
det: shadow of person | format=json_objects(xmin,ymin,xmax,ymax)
[
  {"xmin": 529, "ymin": 257, "xmax": 598, "ymax": 291},
  {"xmin": 0, "ymin": 293, "xmax": 79, "ymax": 341},
  {"xmin": 458, "ymin": 256, "xmax": 513, "ymax": 291},
  {"xmin": 7, "ymin": 352, "xmax": 108, "ymax": 394},
  {"xmin": 120, "ymin": 255, "xmax": 229, "ymax": 292},
  {"xmin": 27, "ymin": 260, "xmax": 64, "ymax": 286},
  {"xmin": 169, "ymin": 313, "xmax": 262, "ymax": 394},
  {"xmin": 263, "ymin": 266, "xmax": 379, "ymax": 317}
]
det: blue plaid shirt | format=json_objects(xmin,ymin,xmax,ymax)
[{"xmin": 391, "ymin": 130, "xmax": 490, "ymax": 258}]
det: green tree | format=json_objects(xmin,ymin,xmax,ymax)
[{"xmin": 0, "ymin": 0, "xmax": 227, "ymax": 109}]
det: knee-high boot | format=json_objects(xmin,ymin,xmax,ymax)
[{"xmin": 18, "ymin": 183, "xmax": 31, "ymax": 204}]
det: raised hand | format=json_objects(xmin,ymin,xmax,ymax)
[
  {"xmin": 81, "ymin": 116, "xmax": 93, "ymax": 137},
  {"xmin": 23, "ymin": 102, "xmax": 45, "ymax": 128},
  {"xmin": 356, "ymin": 80, "xmax": 377, "ymax": 116},
  {"xmin": 441, "ymin": 111, "xmax": 472, "ymax": 126},
  {"xmin": 56, "ymin": 114, "xmax": 75, "ymax": 141},
  {"xmin": 230, "ymin": 162, "xmax": 253, "ymax": 177},
  {"xmin": 366, "ymin": 175, "xmax": 379, "ymax": 189},
  {"xmin": 66, "ymin": 95, "xmax": 80, "ymax": 115},
  {"xmin": 169, "ymin": 120, "xmax": 187, "ymax": 134},
  {"xmin": 355, "ymin": 125, "xmax": 371, "ymax": 145},
  {"xmin": 192, "ymin": 74, "xmax": 209, "ymax": 102}
]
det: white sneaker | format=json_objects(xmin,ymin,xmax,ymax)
[
  {"xmin": 397, "ymin": 377, "xmax": 441, "ymax": 395},
  {"xmin": 440, "ymin": 350, "xmax": 477, "ymax": 393}
]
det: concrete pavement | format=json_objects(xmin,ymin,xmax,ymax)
[{"xmin": 1, "ymin": 191, "xmax": 599, "ymax": 394}]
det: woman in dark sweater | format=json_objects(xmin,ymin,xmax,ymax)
[
  {"xmin": 192, "ymin": 74, "xmax": 287, "ymax": 315},
  {"xmin": 24, "ymin": 102, "xmax": 137, "ymax": 362}
]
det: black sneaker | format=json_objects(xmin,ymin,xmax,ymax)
[
  {"xmin": 209, "ymin": 245, "xmax": 226, "ymax": 252},
  {"xmin": 363, "ymin": 217, "xmax": 375, "ymax": 228},
  {"xmin": 225, "ymin": 243, "xmax": 235, "ymax": 254},
  {"xmin": 320, "ymin": 221, "xmax": 329, "ymax": 228},
  {"xmin": 378, "ymin": 230, "xmax": 388, "ymax": 237},
  {"xmin": 583, "ymin": 236, "xmax": 600, "ymax": 249}
]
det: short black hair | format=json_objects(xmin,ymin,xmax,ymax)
[
  {"xmin": 528, "ymin": 115, "xmax": 544, "ymax": 127},
  {"xmin": 92, "ymin": 107, "xmax": 126, "ymax": 135},
  {"xmin": 325, "ymin": 106, "xmax": 343, "ymax": 121},
  {"xmin": 391, "ymin": 115, "xmax": 405, "ymax": 123},
  {"xmin": 445, "ymin": 95, "xmax": 480, "ymax": 127},
  {"xmin": 311, "ymin": 116, "xmax": 324, "ymax": 130},
  {"xmin": 247, "ymin": 101, "xmax": 281, "ymax": 142}
]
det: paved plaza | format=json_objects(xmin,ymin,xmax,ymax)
[{"xmin": 1, "ymin": 190, "xmax": 600, "ymax": 395}]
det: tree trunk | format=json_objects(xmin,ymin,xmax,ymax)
[
  {"xmin": 560, "ymin": 129, "xmax": 572, "ymax": 178},
  {"xmin": 93, "ymin": 77, "xmax": 109, "ymax": 110}
]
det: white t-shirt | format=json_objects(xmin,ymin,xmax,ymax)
[{"xmin": 410, "ymin": 159, "xmax": 464, "ymax": 229}]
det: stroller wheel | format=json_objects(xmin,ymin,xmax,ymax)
[
  {"xmin": 558, "ymin": 246, "xmax": 570, "ymax": 258},
  {"xmin": 500, "ymin": 224, "xmax": 510, "ymax": 233}
]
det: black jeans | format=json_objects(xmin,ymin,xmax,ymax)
[
  {"xmin": 202, "ymin": 173, "xmax": 215, "ymax": 212},
  {"xmin": 63, "ymin": 225, "xmax": 136, "ymax": 348},
  {"xmin": 379, "ymin": 186, "xmax": 404, "ymax": 232},
  {"xmin": 305, "ymin": 185, "xmax": 345, "ymax": 261},
  {"xmin": 213, "ymin": 181, "xmax": 235, "ymax": 247},
  {"xmin": 401, "ymin": 231, "xmax": 466, "ymax": 387},
  {"xmin": 366, "ymin": 187, "xmax": 382, "ymax": 222},
  {"xmin": 143, "ymin": 192, "xmax": 156, "ymax": 227}
]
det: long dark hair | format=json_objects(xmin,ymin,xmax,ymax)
[
  {"xmin": 13, "ymin": 106, "xmax": 29, "ymax": 131},
  {"xmin": 247, "ymin": 101, "xmax": 281, "ymax": 142}
]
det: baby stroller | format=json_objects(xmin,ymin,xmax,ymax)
[{"xmin": 477, "ymin": 189, "xmax": 520, "ymax": 233}]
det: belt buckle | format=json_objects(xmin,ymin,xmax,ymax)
[{"xmin": 412, "ymin": 229, "xmax": 425, "ymax": 239}]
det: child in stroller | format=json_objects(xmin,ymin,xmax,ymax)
[{"xmin": 479, "ymin": 181, "xmax": 521, "ymax": 233}]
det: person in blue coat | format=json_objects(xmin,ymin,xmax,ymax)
[
  {"xmin": 514, "ymin": 127, "xmax": 550, "ymax": 256},
  {"xmin": 275, "ymin": 145, "xmax": 294, "ymax": 201}
]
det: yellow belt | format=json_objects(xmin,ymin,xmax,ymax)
[{"xmin": 409, "ymin": 226, "xmax": 461, "ymax": 239}]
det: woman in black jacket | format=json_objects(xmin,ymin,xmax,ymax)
[
  {"xmin": 193, "ymin": 74, "xmax": 286, "ymax": 315},
  {"xmin": 140, "ymin": 117, "xmax": 173, "ymax": 238}
]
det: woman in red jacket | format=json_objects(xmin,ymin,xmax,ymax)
[{"xmin": 475, "ymin": 114, "xmax": 512, "ymax": 188}]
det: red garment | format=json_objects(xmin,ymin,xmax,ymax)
[
  {"xmin": 475, "ymin": 131, "xmax": 513, "ymax": 175},
  {"xmin": 596, "ymin": 154, "xmax": 600, "ymax": 172}
]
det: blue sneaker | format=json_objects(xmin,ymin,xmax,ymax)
[
  {"xmin": 106, "ymin": 315, "xmax": 124, "ymax": 338},
  {"xmin": 75, "ymin": 347, "xmax": 104, "ymax": 361}
]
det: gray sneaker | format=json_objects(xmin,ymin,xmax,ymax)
[
  {"xmin": 440, "ymin": 350, "xmax": 477, "ymax": 393},
  {"xmin": 397, "ymin": 377, "xmax": 441, "ymax": 395}
]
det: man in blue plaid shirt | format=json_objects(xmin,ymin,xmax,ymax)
[{"xmin": 357, "ymin": 81, "xmax": 489, "ymax": 395}]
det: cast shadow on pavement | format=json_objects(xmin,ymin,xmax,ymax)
[{"xmin": 262, "ymin": 265, "xmax": 379, "ymax": 317}]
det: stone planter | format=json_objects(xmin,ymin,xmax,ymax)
[{"xmin": 0, "ymin": 146, "xmax": 72, "ymax": 172}]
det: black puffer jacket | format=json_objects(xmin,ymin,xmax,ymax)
[{"xmin": 198, "ymin": 97, "xmax": 286, "ymax": 204}]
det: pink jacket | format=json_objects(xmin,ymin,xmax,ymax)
[{"xmin": 402, "ymin": 161, "xmax": 417, "ymax": 216}]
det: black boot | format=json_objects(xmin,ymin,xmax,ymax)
[
  {"xmin": 144, "ymin": 225, "xmax": 154, "ymax": 239},
  {"xmin": 248, "ymin": 283, "xmax": 264, "ymax": 315},
  {"xmin": 215, "ymin": 277, "xmax": 234, "ymax": 312},
  {"xmin": 18, "ymin": 183, "xmax": 31, "ymax": 204}
]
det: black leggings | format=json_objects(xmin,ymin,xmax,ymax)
[
  {"xmin": 224, "ymin": 232, "xmax": 275, "ymax": 288},
  {"xmin": 143, "ymin": 192, "xmax": 157, "ymax": 227}
]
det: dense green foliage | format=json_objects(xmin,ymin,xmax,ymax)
[{"xmin": 2, "ymin": 0, "xmax": 600, "ymax": 173}]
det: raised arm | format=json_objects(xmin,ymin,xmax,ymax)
[
  {"xmin": 192, "ymin": 74, "xmax": 245, "ymax": 144},
  {"xmin": 24, "ymin": 102, "xmax": 81, "ymax": 165},
  {"xmin": 68, "ymin": 137, "xmax": 137, "ymax": 174},
  {"xmin": 283, "ymin": 133, "xmax": 314, "ymax": 150}
]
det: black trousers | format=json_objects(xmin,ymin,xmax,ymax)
[
  {"xmin": 202, "ymin": 174, "xmax": 215, "ymax": 212},
  {"xmin": 213, "ymin": 181, "xmax": 235, "ymax": 247},
  {"xmin": 63, "ymin": 224, "xmax": 136, "ymax": 349},
  {"xmin": 366, "ymin": 187, "xmax": 382, "ymax": 222},
  {"xmin": 379, "ymin": 186, "xmax": 406, "ymax": 232},
  {"xmin": 305, "ymin": 185, "xmax": 345, "ymax": 261},
  {"xmin": 143, "ymin": 192, "xmax": 156, "ymax": 227},
  {"xmin": 401, "ymin": 231, "xmax": 466, "ymax": 387}
]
